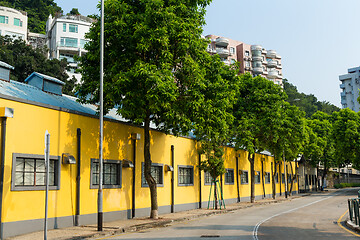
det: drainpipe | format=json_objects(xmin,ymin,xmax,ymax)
[
  {"xmin": 236, "ymin": 156, "xmax": 240, "ymax": 202},
  {"xmin": 198, "ymin": 153, "xmax": 202, "ymax": 209},
  {"xmin": 171, "ymin": 145, "xmax": 175, "ymax": 212},
  {"xmin": 131, "ymin": 133, "xmax": 140, "ymax": 218},
  {"xmin": 0, "ymin": 107, "xmax": 14, "ymax": 239},
  {"xmin": 75, "ymin": 128, "xmax": 81, "ymax": 226}
]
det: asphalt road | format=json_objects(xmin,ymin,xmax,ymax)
[{"xmin": 97, "ymin": 188, "xmax": 359, "ymax": 240}]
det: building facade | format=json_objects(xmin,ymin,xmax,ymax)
[
  {"xmin": 46, "ymin": 14, "xmax": 94, "ymax": 82},
  {"xmin": 0, "ymin": 6, "xmax": 27, "ymax": 41},
  {"xmin": 205, "ymin": 35, "xmax": 283, "ymax": 87},
  {"xmin": 0, "ymin": 62, "xmax": 298, "ymax": 238},
  {"xmin": 339, "ymin": 66, "xmax": 360, "ymax": 112}
]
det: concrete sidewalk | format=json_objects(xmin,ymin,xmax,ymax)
[{"xmin": 8, "ymin": 193, "xmax": 311, "ymax": 240}]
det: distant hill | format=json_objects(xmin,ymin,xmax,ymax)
[
  {"xmin": 0, "ymin": 0, "xmax": 62, "ymax": 34},
  {"xmin": 283, "ymin": 79, "xmax": 340, "ymax": 118}
]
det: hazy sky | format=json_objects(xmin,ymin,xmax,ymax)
[{"xmin": 56, "ymin": 0, "xmax": 360, "ymax": 107}]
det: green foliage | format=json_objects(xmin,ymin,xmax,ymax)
[
  {"xmin": 0, "ymin": 0, "xmax": 62, "ymax": 34},
  {"xmin": 304, "ymin": 111, "xmax": 335, "ymax": 173},
  {"xmin": 0, "ymin": 36, "xmax": 74, "ymax": 95},
  {"xmin": 332, "ymin": 109, "xmax": 360, "ymax": 169},
  {"xmin": 283, "ymin": 79, "xmax": 340, "ymax": 118},
  {"xmin": 195, "ymin": 55, "xmax": 239, "ymax": 179},
  {"xmin": 69, "ymin": 8, "xmax": 80, "ymax": 15},
  {"xmin": 232, "ymin": 74, "xmax": 287, "ymax": 155},
  {"xmin": 77, "ymin": 0, "xmax": 213, "ymax": 217},
  {"xmin": 334, "ymin": 183, "xmax": 360, "ymax": 189}
]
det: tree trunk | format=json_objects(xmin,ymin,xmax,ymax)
[
  {"xmin": 249, "ymin": 153, "xmax": 255, "ymax": 203},
  {"xmin": 272, "ymin": 161, "xmax": 278, "ymax": 199},
  {"xmin": 144, "ymin": 115, "xmax": 158, "ymax": 219}
]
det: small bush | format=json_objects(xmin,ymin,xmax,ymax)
[{"xmin": 334, "ymin": 183, "xmax": 360, "ymax": 189}]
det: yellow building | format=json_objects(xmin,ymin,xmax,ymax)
[{"xmin": 0, "ymin": 63, "xmax": 298, "ymax": 238}]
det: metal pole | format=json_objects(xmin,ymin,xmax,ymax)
[
  {"xmin": 44, "ymin": 131, "xmax": 50, "ymax": 240},
  {"xmin": 283, "ymin": 151, "xmax": 288, "ymax": 198},
  {"xmin": 98, "ymin": 0, "xmax": 104, "ymax": 232}
]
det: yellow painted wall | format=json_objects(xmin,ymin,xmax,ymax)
[{"xmin": 0, "ymin": 97, "xmax": 298, "ymax": 225}]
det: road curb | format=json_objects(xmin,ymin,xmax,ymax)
[{"xmin": 346, "ymin": 220, "xmax": 360, "ymax": 233}]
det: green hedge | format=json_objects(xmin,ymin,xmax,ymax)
[{"xmin": 334, "ymin": 183, "xmax": 360, "ymax": 189}]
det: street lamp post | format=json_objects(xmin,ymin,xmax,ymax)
[{"xmin": 98, "ymin": 0, "xmax": 104, "ymax": 232}]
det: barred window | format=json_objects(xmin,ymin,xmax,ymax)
[
  {"xmin": 282, "ymin": 173, "xmax": 285, "ymax": 183},
  {"xmin": 204, "ymin": 171, "xmax": 213, "ymax": 185},
  {"xmin": 225, "ymin": 169, "xmax": 234, "ymax": 184},
  {"xmin": 240, "ymin": 171, "xmax": 248, "ymax": 184},
  {"xmin": 178, "ymin": 165, "xmax": 194, "ymax": 186},
  {"xmin": 275, "ymin": 172, "xmax": 279, "ymax": 183},
  {"xmin": 265, "ymin": 172, "xmax": 271, "ymax": 184},
  {"xmin": 255, "ymin": 171, "xmax": 261, "ymax": 184},
  {"xmin": 12, "ymin": 153, "xmax": 60, "ymax": 191},
  {"xmin": 141, "ymin": 163, "xmax": 163, "ymax": 187},
  {"xmin": 91, "ymin": 159, "xmax": 122, "ymax": 189}
]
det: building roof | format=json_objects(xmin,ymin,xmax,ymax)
[
  {"xmin": 24, "ymin": 72, "xmax": 65, "ymax": 86},
  {"xmin": 0, "ymin": 79, "xmax": 126, "ymax": 122},
  {"xmin": 0, "ymin": 61, "xmax": 14, "ymax": 70}
]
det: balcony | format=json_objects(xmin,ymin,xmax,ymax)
[
  {"xmin": 252, "ymin": 55, "xmax": 262, "ymax": 62},
  {"xmin": 253, "ymin": 67, "xmax": 263, "ymax": 74},
  {"xmin": 215, "ymin": 37, "xmax": 229, "ymax": 47},
  {"xmin": 251, "ymin": 45, "xmax": 262, "ymax": 51},
  {"xmin": 216, "ymin": 48, "xmax": 229, "ymax": 57},
  {"xmin": 341, "ymin": 98, "xmax": 347, "ymax": 105},
  {"xmin": 267, "ymin": 70, "xmax": 278, "ymax": 79},
  {"xmin": 266, "ymin": 50, "xmax": 277, "ymax": 58},
  {"xmin": 267, "ymin": 61, "xmax": 277, "ymax": 68},
  {"xmin": 340, "ymin": 83, "xmax": 345, "ymax": 89},
  {"xmin": 276, "ymin": 64, "xmax": 282, "ymax": 69},
  {"xmin": 340, "ymin": 91, "xmax": 346, "ymax": 97}
]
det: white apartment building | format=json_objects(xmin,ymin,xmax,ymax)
[
  {"xmin": 46, "ymin": 14, "xmax": 94, "ymax": 82},
  {"xmin": 339, "ymin": 66, "xmax": 360, "ymax": 112},
  {"xmin": 0, "ymin": 6, "xmax": 27, "ymax": 40},
  {"xmin": 205, "ymin": 35, "xmax": 283, "ymax": 87}
]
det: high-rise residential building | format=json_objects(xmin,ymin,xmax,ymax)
[
  {"xmin": 339, "ymin": 66, "xmax": 360, "ymax": 112},
  {"xmin": 205, "ymin": 35, "xmax": 283, "ymax": 87},
  {"xmin": 46, "ymin": 14, "xmax": 94, "ymax": 82},
  {"xmin": 0, "ymin": 6, "xmax": 27, "ymax": 41}
]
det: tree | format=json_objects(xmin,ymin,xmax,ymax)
[
  {"xmin": 305, "ymin": 111, "xmax": 335, "ymax": 190},
  {"xmin": 0, "ymin": 36, "xmax": 74, "ymax": 95},
  {"xmin": 0, "ymin": 0, "xmax": 62, "ymax": 33},
  {"xmin": 197, "ymin": 55, "xmax": 239, "ymax": 209},
  {"xmin": 78, "ymin": 0, "xmax": 213, "ymax": 219},
  {"xmin": 283, "ymin": 79, "xmax": 339, "ymax": 118},
  {"xmin": 69, "ymin": 8, "xmax": 80, "ymax": 15},
  {"xmin": 232, "ymin": 74, "xmax": 286, "ymax": 202},
  {"xmin": 266, "ymin": 101, "xmax": 305, "ymax": 198},
  {"xmin": 332, "ymin": 109, "xmax": 360, "ymax": 169}
]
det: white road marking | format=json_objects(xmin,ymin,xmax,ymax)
[{"xmin": 252, "ymin": 193, "xmax": 339, "ymax": 240}]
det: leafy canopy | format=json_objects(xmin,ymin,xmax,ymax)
[{"xmin": 0, "ymin": 35, "xmax": 75, "ymax": 95}]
